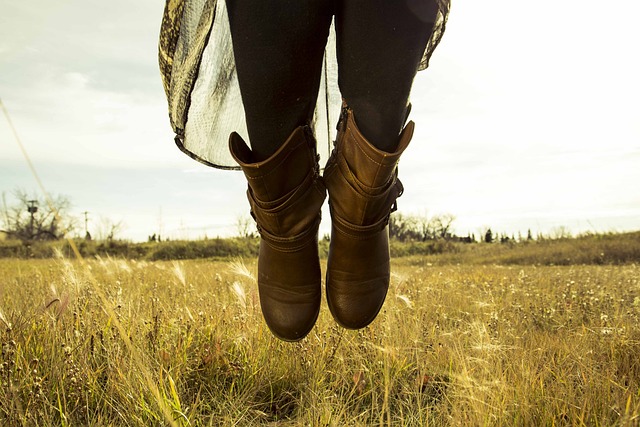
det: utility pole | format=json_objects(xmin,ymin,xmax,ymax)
[
  {"xmin": 83, "ymin": 211, "xmax": 91, "ymax": 240},
  {"xmin": 27, "ymin": 200, "xmax": 38, "ymax": 240},
  {"xmin": 157, "ymin": 206, "xmax": 164, "ymax": 242}
]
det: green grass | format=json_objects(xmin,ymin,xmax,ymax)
[{"xmin": 1, "ymin": 251, "xmax": 639, "ymax": 425}]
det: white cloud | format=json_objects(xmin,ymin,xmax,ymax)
[{"xmin": 1, "ymin": 67, "xmax": 179, "ymax": 168}]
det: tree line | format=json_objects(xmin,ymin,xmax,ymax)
[
  {"xmin": 388, "ymin": 213, "xmax": 549, "ymax": 244},
  {"xmin": 1, "ymin": 188, "xmax": 576, "ymax": 244},
  {"xmin": 1, "ymin": 190, "xmax": 122, "ymax": 242}
]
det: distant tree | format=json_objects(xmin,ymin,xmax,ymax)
[
  {"xmin": 0, "ymin": 189, "xmax": 76, "ymax": 241},
  {"xmin": 527, "ymin": 229, "xmax": 533, "ymax": 241},
  {"xmin": 388, "ymin": 213, "xmax": 405, "ymax": 240},
  {"xmin": 484, "ymin": 228, "xmax": 494, "ymax": 243},
  {"xmin": 235, "ymin": 214, "xmax": 257, "ymax": 239},
  {"xmin": 432, "ymin": 213, "xmax": 456, "ymax": 239},
  {"xmin": 412, "ymin": 215, "xmax": 432, "ymax": 241},
  {"xmin": 389, "ymin": 213, "xmax": 418, "ymax": 241},
  {"xmin": 550, "ymin": 226, "xmax": 572, "ymax": 240},
  {"xmin": 457, "ymin": 233, "xmax": 475, "ymax": 243},
  {"xmin": 95, "ymin": 216, "xmax": 125, "ymax": 241},
  {"xmin": 390, "ymin": 212, "xmax": 457, "ymax": 242}
]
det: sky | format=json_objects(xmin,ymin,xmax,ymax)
[{"xmin": 1, "ymin": 0, "xmax": 639, "ymax": 241}]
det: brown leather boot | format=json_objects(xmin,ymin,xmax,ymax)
[
  {"xmin": 229, "ymin": 126, "xmax": 326, "ymax": 341},
  {"xmin": 323, "ymin": 106, "xmax": 413, "ymax": 329}
]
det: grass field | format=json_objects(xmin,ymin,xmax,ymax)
[{"xmin": 1, "ymin": 252, "xmax": 639, "ymax": 425}]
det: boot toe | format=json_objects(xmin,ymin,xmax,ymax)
[
  {"xmin": 260, "ymin": 290, "xmax": 320, "ymax": 341},
  {"xmin": 326, "ymin": 273, "xmax": 389, "ymax": 329}
]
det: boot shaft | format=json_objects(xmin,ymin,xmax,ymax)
[
  {"xmin": 229, "ymin": 126, "xmax": 326, "ymax": 238},
  {"xmin": 337, "ymin": 107, "xmax": 413, "ymax": 191},
  {"xmin": 325, "ymin": 107, "xmax": 412, "ymax": 227},
  {"xmin": 229, "ymin": 126, "xmax": 320, "ymax": 203}
]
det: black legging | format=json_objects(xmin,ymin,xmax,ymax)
[{"xmin": 226, "ymin": 0, "xmax": 439, "ymax": 160}]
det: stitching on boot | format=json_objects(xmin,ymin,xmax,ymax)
[
  {"xmin": 251, "ymin": 170, "xmax": 316, "ymax": 212},
  {"xmin": 251, "ymin": 177, "xmax": 323, "ymax": 218},
  {"xmin": 259, "ymin": 217, "xmax": 321, "ymax": 252},
  {"xmin": 337, "ymin": 147, "xmax": 391, "ymax": 195},
  {"xmin": 346, "ymin": 127, "xmax": 385, "ymax": 167}
]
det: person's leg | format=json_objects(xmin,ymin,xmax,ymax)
[
  {"xmin": 335, "ymin": 0, "xmax": 439, "ymax": 152},
  {"xmin": 226, "ymin": 0, "xmax": 333, "ymax": 161},
  {"xmin": 226, "ymin": 0, "xmax": 333, "ymax": 341}
]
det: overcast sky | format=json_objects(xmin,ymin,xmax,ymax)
[{"xmin": 1, "ymin": 0, "xmax": 639, "ymax": 241}]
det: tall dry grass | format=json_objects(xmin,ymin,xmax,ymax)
[{"xmin": 0, "ymin": 255, "xmax": 639, "ymax": 425}]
